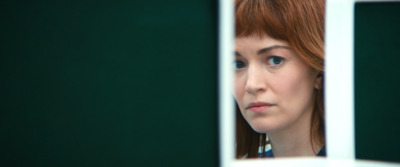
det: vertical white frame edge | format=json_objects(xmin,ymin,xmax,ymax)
[
  {"xmin": 325, "ymin": 0, "xmax": 355, "ymax": 159},
  {"xmin": 218, "ymin": 0, "xmax": 235, "ymax": 167}
]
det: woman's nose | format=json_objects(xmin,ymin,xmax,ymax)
[{"xmin": 245, "ymin": 66, "xmax": 266, "ymax": 94}]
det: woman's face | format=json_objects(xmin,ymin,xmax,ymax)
[{"xmin": 234, "ymin": 33, "xmax": 320, "ymax": 133}]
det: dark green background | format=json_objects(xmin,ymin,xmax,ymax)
[
  {"xmin": 355, "ymin": 2, "xmax": 400, "ymax": 163},
  {"xmin": 1, "ymin": 1, "xmax": 218, "ymax": 166}
]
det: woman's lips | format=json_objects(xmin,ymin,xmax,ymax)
[{"xmin": 246, "ymin": 102, "xmax": 275, "ymax": 113}]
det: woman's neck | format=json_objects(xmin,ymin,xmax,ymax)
[{"xmin": 267, "ymin": 108, "xmax": 322, "ymax": 157}]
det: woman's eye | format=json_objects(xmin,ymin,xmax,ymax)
[
  {"xmin": 234, "ymin": 60, "xmax": 245, "ymax": 69},
  {"xmin": 267, "ymin": 56, "xmax": 284, "ymax": 66}
]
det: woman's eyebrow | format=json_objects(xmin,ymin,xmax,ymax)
[
  {"xmin": 257, "ymin": 45, "xmax": 291, "ymax": 55},
  {"xmin": 234, "ymin": 51, "xmax": 242, "ymax": 57}
]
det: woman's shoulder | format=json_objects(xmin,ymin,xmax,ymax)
[{"xmin": 316, "ymin": 145, "xmax": 326, "ymax": 156}]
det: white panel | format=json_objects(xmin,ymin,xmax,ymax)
[
  {"xmin": 325, "ymin": 0, "xmax": 355, "ymax": 159},
  {"xmin": 218, "ymin": 0, "xmax": 235, "ymax": 167}
]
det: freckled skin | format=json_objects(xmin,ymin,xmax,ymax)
[{"xmin": 234, "ymin": 33, "xmax": 319, "ymax": 134}]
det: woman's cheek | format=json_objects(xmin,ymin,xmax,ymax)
[{"xmin": 234, "ymin": 77, "xmax": 244, "ymax": 98}]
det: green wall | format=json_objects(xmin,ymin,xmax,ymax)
[
  {"xmin": 1, "ymin": 1, "xmax": 218, "ymax": 166},
  {"xmin": 355, "ymin": 2, "xmax": 400, "ymax": 163}
]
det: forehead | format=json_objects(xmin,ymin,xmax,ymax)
[{"xmin": 235, "ymin": 34, "xmax": 289, "ymax": 50}]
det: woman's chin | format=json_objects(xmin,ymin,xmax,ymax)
[{"xmin": 249, "ymin": 121, "xmax": 276, "ymax": 133}]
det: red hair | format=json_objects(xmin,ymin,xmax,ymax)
[{"xmin": 235, "ymin": 0, "xmax": 325, "ymax": 158}]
